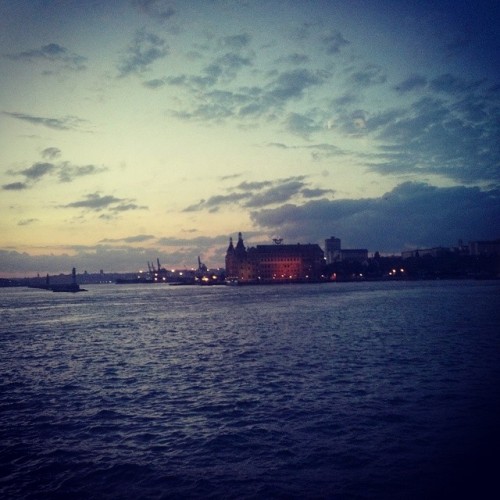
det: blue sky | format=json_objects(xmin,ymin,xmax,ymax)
[{"xmin": 1, "ymin": 0, "xmax": 499, "ymax": 276}]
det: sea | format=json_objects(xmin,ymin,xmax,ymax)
[{"xmin": 1, "ymin": 280, "xmax": 499, "ymax": 499}]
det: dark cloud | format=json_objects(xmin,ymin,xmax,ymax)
[
  {"xmin": 235, "ymin": 180, "xmax": 274, "ymax": 191},
  {"xmin": 183, "ymin": 192, "xmax": 252, "ymax": 213},
  {"xmin": 41, "ymin": 147, "xmax": 61, "ymax": 159},
  {"xmin": 2, "ymin": 182, "xmax": 28, "ymax": 191},
  {"xmin": 60, "ymin": 193, "xmax": 147, "ymax": 215},
  {"xmin": 20, "ymin": 162, "xmax": 55, "ymax": 180},
  {"xmin": 6, "ymin": 157, "xmax": 107, "ymax": 189},
  {"xmin": 269, "ymin": 68, "xmax": 325, "ymax": 102},
  {"xmin": 132, "ymin": 0, "xmax": 175, "ymax": 22},
  {"xmin": 3, "ymin": 111, "xmax": 87, "ymax": 131},
  {"xmin": 244, "ymin": 180, "xmax": 307, "ymax": 208},
  {"xmin": 111, "ymin": 202, "xmax": 148, "ymax": 212},
  {"xmin": 302, "ymin": 188, "xmax": 335, "ymax": 198},
  {"xmin": 349, "ymin": 64, "xmax": 386, "ymax": 88},
  {"xmin": 143, "ymin": 78, "xmax": 167, "ymax": 89},
  {"xmin": 63, "ymin": 193, "xmax": 124, "ymax": 210},
  {"xmin": 371, "ymin": 92, "xmax": 500, "ymax": 186},
  {"xmin": 393, "ymin": 75, "xmax": 428, "ymax": 93},
  {"xmin": 276, "ymin": 53, "xmax": 310, "ymax": 65},
  {"xmin": 4, "ymin": 43, "xmax": 87, "ymax": 71},
  {"xmin": 118, "ymin": 29, "xmax": 168, "ymax": 77},
  {"xmin": 285, "ymin": 112, "xmax": 322, "ymax": 138},
  {"xmin": 220, "ymin": 33, "xmax": 251, "ymax": 50},
  {"xmin": 100, "ymin": 234, "xmax": 155, "ymax": 243},
  {"xmin": 58, "ymin": 163, "xmax": 108, "ymax": 183},
  {"xmin": 250, "ymin": 182, "xmax": 500, "ymax": 252},
  {"xmin": 183, "ymin": 176, "xmax": 323, "ymax": 212},
  {"xmin": 321, "ymin": 30, "xmax": 350, "ymax": 54},
  {"xmin": 429, "ymin": 73, "xmax": 474, "ymax": 94}
]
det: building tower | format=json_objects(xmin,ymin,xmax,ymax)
[{"xmin": 325, "ymin": 236, "xmax": 341, "ymax": 264}]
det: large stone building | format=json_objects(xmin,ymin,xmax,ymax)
[{"xmin": 225, "ymin": 233, "xmax": 325, "ymax": 283}]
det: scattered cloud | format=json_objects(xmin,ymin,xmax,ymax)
[
  {"xmin": 58, "ymin": 163, "xmax": 108, "ymax": 183},
  {"xmin": 41, "ymin": 147, "xmax": 61, "ymax": 159},
  {"xmin": 393, "ymin": 75, "xmax": 427, "ymax": 93},
  {"xmin": 3, "ymin": 111, "xmax": 88, "ymax": 131},
  {"xmin": 20, "ymin": 162, "xmax": 55, "ymax": 180},
  {"xmin": 321, "ymin": 30, "xmax": 350, "ymax": 54},
  {"xmin": 349, "ymin": 64, "xmax": 386, "ymax": 88},
  {"xmin": 62, "ymin": 193, "xmax": 124, "ymax": 210},
  {"xmin": 3, "ymin": 43, "xmax": 87, "ymax": 71},
  {"xmin": 100, "ymin": 234, "xmax": 155, "ymax": 243},
  {"xmin": 117, "ymin": 29, "xmax": 169, "ymax": 77},
  {"xmin": 285, "ymin": 112, "xmax": 322, "ymax": 138},
  {"xmin": 132, "ymin": 0, "xmax": 176, "ymax": 22},
  {"xmin": 183, "ymin": 176, "xmax": 330, "ymax": 212},
  {"xmin": 61, "ymin": 193, "xmax": 147, "ymax": 214},
  {"xmin": 2, "ymin": 182, "xmax": 28, "ymax": 191},
  {"xmin": 4, "ymin": 154, "xmax": 108, "ymax": 190}
]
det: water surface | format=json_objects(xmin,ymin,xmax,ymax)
[{"xmin": 1, "ymin": 281, "xmax": 499, "ymax": 498}]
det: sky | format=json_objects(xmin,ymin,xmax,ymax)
[{"xmin": 1, "ymin": 0, "xmax": 499, "ymax": 277}]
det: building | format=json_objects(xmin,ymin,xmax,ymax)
[
  {"xmin": 468, "ymin": 239, "xmax": 500, "ymax": 256},
  {"xmin": 325, "ymin": 236, "xmax": 341, "ymax": 263},
  {"xmin": 325, "ymin": 236, "xmax": 368, "ymax": 264},
  {"xmin": 226, "ymin": 233, "xmax": 325, "ymax": 283}
]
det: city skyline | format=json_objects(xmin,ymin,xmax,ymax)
[{"xmin": 1, "ymin": 0, "xmax": 499, "ymax": 277}]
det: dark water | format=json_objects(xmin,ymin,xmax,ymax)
[{"xmin": 1, "ymin": 281, "xmax": 499, "ymax": 499}]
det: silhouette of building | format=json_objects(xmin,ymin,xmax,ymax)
[
  {"xmin": 324, "ymin": 236, "xmax": 368, "ymax": 264},
  {"xmin": 226, "ymin": 233, "xmax": 325, "ymax": 283},
  {"xmin": 468, "ymin": 239, "xmax": 500, "ymax": 256}
]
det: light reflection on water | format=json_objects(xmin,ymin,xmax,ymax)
[{"xmin": 1, "ymin": 281, "xmax": 499, "ymax": 499}]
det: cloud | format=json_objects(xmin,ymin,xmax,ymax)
[
  {"xmin": 117, "ymin": 29, "xmax": 169, "ymax": 77},
  {"xmin": 250, "ymin": 182, "xmax": 500, "ymax": 252},
  {"xmin": 143, "ymin": 78, "xmax": 167, "ymax": 89},
  {"xmin": 168, "ymin": 67, "xmax": 326, "ymax": 124},
  {"xmin": 349, "ymin": 64, "xmax": 386, "ymax": 88},
  {"xmin": 321, "ymin": 30, "xmax": 350, "ymax": 54},
  {"xmin": 370, "ymin": 92, "xmax": 500, "ymax": 186},
  {"xmin": 132, "ymin": 0, "xmax": 176, "ymax": 22},
  {"xmin": 100, "ymin": 234, "xmax": 155, "ymax": 243},
  {"xmin": 220, "ymin": 33, "xmax": 251, "ymax": 50},
  {"xmin": 4, "ymin": 43, "xmax": 87, "ymax": 71},
  {"xmin": 183, "ymin": 193, "xmax": 252, "ymax": 213},
  {"xmin": 429, "ymin": 73, "xmax": 474, "ymax": 94},
  {"xmin": 268, "ymin": 68, "xmax": 325, "ymax": 102},
  {"xmin": 2, "ymin": 182, "xmax": 28, "ymax": 191},
  {"xmin": 60, "ymin": 193, "xmax": 148, "ymax": 217},
  {"xmin": 18, "ymin": 218, "xmax": 38, "ymax": 226},
  {"xmin": 393, "ymin": 75, "xmax": 428, "ymax": 93},
  {"xmin": 183, "ymin": 176, "xmax": 327, "ymax": 212},
  {"xmin": 5, "ymin": 156, "xmax": 108, "ymax": 189},
  {"xmin": 276, "ymin": 53, "xmax": 310, "ymax": 65},
  {"xmin": 285, "ymin": 112, "xmax": 322, "ymax": 138},
  {"xmin": 58, "ymin": 163, "xmax": 108, "ymax": 183},
  {"xmin": 20, "ymin": 162, "xmax": 55, "ymax": 180},
  {"xmin": 62, "ymin": 193, "xmax": 123, "ymax": 210},
  {"xmin": 244, "ymin": 180, "xmax": 308, "ymax": 208},
  {"xmin": 3, "ymin": 111, "xmax": 87, "ymax": 131},
  {"xmin": 41, "ymin": 147, "xmax": 61, "ymax": 159}
]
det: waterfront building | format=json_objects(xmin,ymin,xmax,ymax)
[
  {"xmin": 468, "ymin": 239, "xmax": 500, "ymax": 256},
  {"xmin": 226, "ymin": 233, "xmax": 325, "ymax": 283},
  {"xmin": 325, "ymin": 236, "xmax": 368, "ymax": 263}
]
